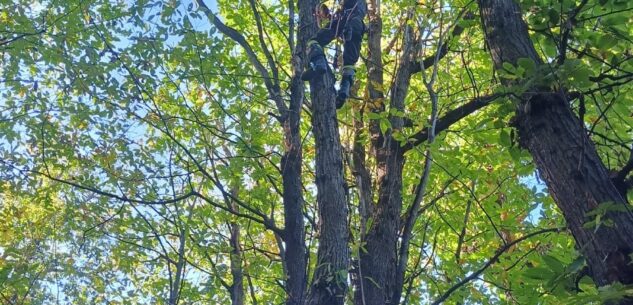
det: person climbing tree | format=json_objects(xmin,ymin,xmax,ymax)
[{"xmin": 301, "ymin": 0, "xmax": 367, "ymax": 109}]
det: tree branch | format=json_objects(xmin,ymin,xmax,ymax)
[
  {"xmin": 612, "ymin": 145, "xmax": 633, "ymax": 195},
  {"xmin": 248, "ymin": 0, "xmax": 280, "ymax": 88},
  {"xmin": 403, "ymin": 93, "xmax": 503, "ymax": 151},
  {"xmin": 409, "ymin": 11, "xmax": 474, "ymax": 75},
  {"xmin": 194, "ymin": 0, "xmax": 288, "ymax": 115},
  {"xmin": 429, "ymin": 227, "xmax": 562, "ymax": 305},
  {"xmin": 557, "ymin": 0, "xmax": 589, "ymax": 64},
  {"xmin": 26, "ymin": 166, "xmax": 197, "ymax": 205}
]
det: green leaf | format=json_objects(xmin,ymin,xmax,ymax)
[
  {"xmin": 524, "ymin": 267, "xmax": 555, "ymax": 280},
  {"xmin": 542, "ymin": 39, "xmax": 559, "ymax": 58},
  {"xmin": 367, "ymin": 112, "xmax": 382, "ymax": 120},
  {"xmin": 603, "ymin": 14, "xmax": 628, "ymax": 26},
  {"xmin": 509, "ymin": 147, "xmax": 522, "ymax": 161},
  {"xmin": 502, "ymin": 62, "xmax": 516, "ymax": 73},
  {"xmin": 379, "ymin": 118, "xmax": 391, "ymax": 134},
  {"xmin": 566, "ymin": 257, "xmax": 586, "ymax": 274},
  {"xmin": 499, "ymin": 130, "xmax": 512, "ymax": 147},
  {"xmin": 598, "ymin": 34, "xmax": 618, "ymax": 50},
  {"xmin": 517, "ymin": 58, "xmax": 536, "ymax": 76},
  {"xmin": 548, "ymin": 9, "xmax": 560, "ymax": 25},
  {"xmin": 542, "ymin": 255, "xmax": 565, "ymax": 274}
]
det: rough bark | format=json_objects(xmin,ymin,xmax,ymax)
[
  {"xmin": 280, "ymin": 110, "xmax": 307, "ymax": 305},
  {"xmin": 360, "ymin": 140, "xmax": 404, "ymax": 305},
  {"xmin": 479, "ymin": 0, "xmax": 633, "ymax": 297},
  {"xmin": 304, "ymin": 72, "xmax": 350, "ymax": 305},
  {"xmin": 359, "ymin": 25, "xmax": 420, "ymax": 305},
  {"xmin": 281, "ymin": 2, "xmax": 310, "ymax": 303},
  {"xmin": 355, "ymin": 0, "xmax": 404, "ymax": 303},
  {"xmin": 299, "ymin": 0, "xmax": 350, "ymax": 304}
]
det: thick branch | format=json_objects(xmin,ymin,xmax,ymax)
[{"xmin": 403, "ymin": 94, "xmax": 502, "ymax": 151}]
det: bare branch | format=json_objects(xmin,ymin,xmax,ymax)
[
  {"xmin": 248, "ymin": 0, "xmax": 280, "ymax": 86},
  {"xmin": 429, "ymin": 227, "xmax": 562, "ymax": 305},
  {"xmin": 194, "ymin": 0, "xmax": 288, "ymax": 115},
  {"xmin": 409, "ymin": 11, "xmax": 474, "ymax": 75}
]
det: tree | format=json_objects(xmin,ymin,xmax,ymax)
[
  {"xmin": 1, "ymin": 0, "xmax": 632, "ymax": 304},
  {"xmin": 478, "ymin": 0, "xmax": 633, "ymax": 296}
]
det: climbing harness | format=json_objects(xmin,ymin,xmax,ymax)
[
  {"xmin": 304, "ymin": 0, "xmax": 364, "ymax": 106},
  {"xmin": 314, "ymin": 0, "xmax": 361, "ymax": 72}
]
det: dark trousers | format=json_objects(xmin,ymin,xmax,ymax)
[{"xmin": 312, "ymin": 16, "xmax": 364, "ymax": 67}]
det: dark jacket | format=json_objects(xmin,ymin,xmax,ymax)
[{"xmin": 342, "ymin": 0, "xmax": 367, "ymax": 19}]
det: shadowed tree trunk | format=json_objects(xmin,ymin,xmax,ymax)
[
  {"xmin": 195, "ymin": 1, "xmax": 309, "ymax": 304},
  {"xmin": 357, "ymin": 5, "xmax": 473, "ymax": 304},
  {"xmin": 281, "ymin": 88, "xmax": 307, "ymax": 305},
  {"xmin": 298, "ymin": 1, "xmax": 350, "ymax": 304},
  {"xmin": 356, "ymin": 1, "xmax": 402, "ymax": 303},
  {"xmin": 479, "ymin": 0, "xmax": 633, "ymax": 298},
  {"xmin": 281, "ymin": 0, "xmax": 310, "ymax": 303}
]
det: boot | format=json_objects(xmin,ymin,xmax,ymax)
[
  {"xmin": 301, "ymin": 42, "xmax": 327, "ymax": 81},
  {"xmin": 336, "ymin": 66, "xmax": 355, "ymax": 108}
]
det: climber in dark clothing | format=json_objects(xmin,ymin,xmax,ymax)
[{"xmin": 301, "ymin": 0, "xmax": 367, "ymax": 108}]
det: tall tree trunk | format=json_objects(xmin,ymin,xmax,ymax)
[
  {"xmin": 281, "ymin": 70, "xmax": 308, "ymax": 305},
  {"xmin": 299, "ymin": 1, "xmax": 350, "ymax": 304},
  {"xmin": 355, "ymin": 0, "xmax": 401, "ymax": 303},
  {"xmin": 479, "ymin": 0, "xmax": 633, "ymax": 297},
  {"xmin": 358, "ymin": 6, "xmax": 476, "ymax": 304},
  {"xmin": 281, "ymin": 2, "xmax": 310, "ymax": 303},
  {"xmin": 305, "ymin": 75, "xmax": 351, "ymax": 305},
  {"xmin": 351, "ymin": 105, "xmax": 373, "ymax": 305},
  {"xmin": 361, "ymin": 142, "xmax": 404, "ymax": 305},
  {"xmin": 390, "ymin": 24, "xmax": 421, "ymax": 304},
  {"xmin": 358, "ymin": 9, "xmax": 416, "ymax": 305}
]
